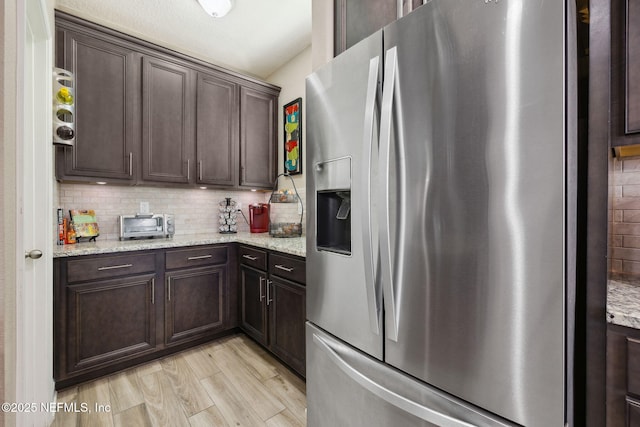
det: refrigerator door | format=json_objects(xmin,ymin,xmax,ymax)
[
  {"xmin": 380, "ymin": 1, "xmax": 571, "ymax": 426},
  {"xmin": 306, "ymin": 323, "xmax": 518, "ymax": 427},
  {"xmin": 306, "ymin": 32, "xmax": 383, "ymax": 359}
]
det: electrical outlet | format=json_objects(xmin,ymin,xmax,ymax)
[
  {"xmin": 140, "ymin": 201, "xmax": 149, "ymax": 214},
  {"xmin": 236, "ymin": 202, "xmax": 242, "ymax": 211},
  {"xmin": 298, "ymin": 202, "xmax": 303, "ymax": 215}
]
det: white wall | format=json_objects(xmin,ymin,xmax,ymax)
[
  {"xmin": 267, "ymin": 46, "xmax": 312, "ymax": 231},
  {"xmin": 3, "ymin": 0, "xmax": 56, "ymax": 422},
  {"xmin": 311, "ymin": 0, "xmax": 334, "ymax": 70},
  {"xmin": 1, "ymin": 0, "xmax": 19, "ymax": 421}
]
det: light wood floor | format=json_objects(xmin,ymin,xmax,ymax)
[{"xmin": 51, "ymin": 334, "xmax": 307, "ymax": 427}]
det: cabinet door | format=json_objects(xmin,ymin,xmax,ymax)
[
  {"xmin": 165, "ymin": 265, "xmax": 227, "ymax": 345},
  {"xmin": 268, "ymin": 277, "xmax": 306, "ymax": 376},
  {"xmin": 629, "ymin": 399, "xmax": 640, "ymax": 427},
  {"xmin": 66, "ymin": 274, "xmax": 156, "ymax": 373},
  {"xmin": 612, "ymin": 0, "xmax": 640, "ymax": 146},
  {"xmin": 239, "ymin": 265, "xmax": 268, "ymax": 345},
  {"xmin": 334, "ymin": 0, "xmax": 425, "ymax": 56},
  {"xmin": 142, "ymin": 56, "xmax": 194, "ymax": 183},
  {"xmin": 607, "ymin": 324, "xmax": 640, "ymax": 427},
  {"xmin": 56, "ymin": 28, "xmax": 137, "ymax": 182},
  {"xmin": 196, "ymin": 72, "xmax": 238, "ymax": 187},
  {"xmin": 239, "ymin": 86, "xmax": 277, "ymax": 189},
  {"xmin": 334, "ymin": 0, "xmax": 397, "ymax": 56}
]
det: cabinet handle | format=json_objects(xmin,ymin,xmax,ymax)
[
  {"xmin": 97, "ymin": 263, "xmax": 133, "ymax": 271},
  {"xmin": 167, "ymin": 277, "xmax": 171, "ymax": 301},
  {"xmin": 151, "ymin": 278, "xmax": 155, "ymax": 304},
  {"xmin": 198, "ymin": 160, "xmax": 203, "ymax": 181},
  {"xmin": 243, "ymin": 254, "xmax": 258, "ymax": 261},
  {"xmin": 187, "ymin": 254, "xmax": 212, "ymax": 261},
  {"xmin": 129, "ymin": 152, "xmax": 133, "ymax": 176},
  {"xmin": 259, "ymin": 276, "xmax": 265, "ymax": 301},
  {"xmin": 266, "ymin": 279, "xmax": 273, "ymax": 305},
  {"xmin": 275, "ymin": 264, "xmax": 294, "ymax": 273}
]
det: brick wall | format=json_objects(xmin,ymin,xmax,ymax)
[{"xmin": 609, "ymin": 156, "xmax": 640, "ymax": 279}]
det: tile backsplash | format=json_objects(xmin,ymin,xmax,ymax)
[
  {"xmin": 610, "ymin": 157, "xmax": 640, "ymax": 280},
  {"xmin": 55, "ymin": 183, "xmax": 305, "ymax": 241}
]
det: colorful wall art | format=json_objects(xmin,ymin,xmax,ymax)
[{"xmin": 283, "ymin": 98, "xmax": 302, "ymax": 175}]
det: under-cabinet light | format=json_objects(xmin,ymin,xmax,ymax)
[{"xmin": 613, "ymin": 144, "xmax": 640, "ymax": 158}]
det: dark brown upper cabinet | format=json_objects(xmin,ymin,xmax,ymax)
[
  {"xmin": 334, "ymin": 0, "xmax": 424, "ymax": 56},
  {"xmin": 240, "ymin": 86, "xmax": 278, "ymax": 189},
  {"xmin": 55, "ymin": 26, "xmax": 138, "ymax": 183},
  {"xmin": 196, "ymin": 72, "xmax": 239, "ymax": 187},
  {"xmin": 141, "ymin": 56, "xmax": 195, "ymax": 184},
  {"xmin": 612, "ymin": 0, "xmax": 640, "ymax": 146},
  {"xmin": 54, "ymin": 11, "xmax": 280, "ymax": 189}
]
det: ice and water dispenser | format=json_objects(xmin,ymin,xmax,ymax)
[{"xmin": 315, "ymin": 157, "xmax": 351, "ymax": 255}]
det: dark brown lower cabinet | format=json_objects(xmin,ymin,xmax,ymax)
[
  {"xmin": 607, "ymin": 323, "xmax": 640, "ymax": 426},
  {"xmin": 54, "ymin": 244, "xmax": 236, "ymax": 389},
  {"xmin": 66, "ymin": 273, "xmax": 157, "ymax": 374},
  {"xmin": 268, "ymin": 277, "xmax": 306, "ymax": 376},
  {"xmin": 165, "ymin": 265, "xmax": 227, "ymax": 345},
  {"xmin": 238, "ymin": 245, "xmax": 306, "ymax": 377},
  {"xmin": 239, "ymin": 265, "xmax": 268, "ymax": 345},
  {"xmin": 630, "ymin": 399, "xmax": 640, "ymax": 426}
]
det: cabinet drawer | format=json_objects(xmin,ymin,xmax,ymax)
[
  {"xmin": 165, "ymin": 246, "xmax": 228, "ymax": 270},
  {"xmin": 628, "ymin": 338, "xmax": 640, "ymax": 396},
  {"xmin": 269, "ymin": 253, "xmax": 305, "ymax": 285},
  {"xmin": 66, "ymin": 253, "xmax": 156, "ymax": 283},
  {"xmin": 239, "ymin": 245, "xmax": 267, "ymax": 270}
]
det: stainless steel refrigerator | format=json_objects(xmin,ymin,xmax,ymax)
[{"xmin": 305, "ymin": 0, "xmax": 577, "ymax": 426}]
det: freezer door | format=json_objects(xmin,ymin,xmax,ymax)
[
  {"xmin": 306, "ymin": 322, "xmax": 518, "ymax": 427},
  {"xmin": 305, "ymin": 32, "xmax": 383, "ymax": 359},
  {"xmin": 380, "ymin": 1, "xmax": 571, "ymax": 426}
]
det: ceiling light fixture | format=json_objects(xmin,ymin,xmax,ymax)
[{"xmin": 196, "ymin": 0, "xmax": 233, "ymax": 18}]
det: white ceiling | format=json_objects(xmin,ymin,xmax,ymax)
[{"xmin": 55, "ymin": 0, "xmax": 312, "ymax": 79}]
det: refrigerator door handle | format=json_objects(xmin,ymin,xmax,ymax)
[
  {"xmin": 362, "ymin": 55, "xmax": 381, "ymax": 336},
  {"xmin": 312, "ymin": 332, "xmax": 476, "ymax": 427},
  {"xmin": 379, "ymin": 46, "xmax": 399, "ymax": 342}
]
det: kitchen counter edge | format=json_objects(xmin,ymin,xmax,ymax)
[
  {"xmin": 52, "ymin": 233, "xmax": 306, "ymax": 258},
  {"xmin": 608, "ymin": 280, "xmax": 640, "ymax": 329}
]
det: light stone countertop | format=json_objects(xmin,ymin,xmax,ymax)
[
  {"xmin": 608, "ymin": 280, "xmax": 640, "ymax": 329},
  {"xmin": 52, "ymin": 232, "xmax": 306, "ymax": 258}
]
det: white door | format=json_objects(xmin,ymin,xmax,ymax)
[{"xmin": 16, "ymin": 0, "xmax": 54, "ymax": 425}]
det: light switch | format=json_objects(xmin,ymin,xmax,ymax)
[{"xmin": 140, "ymin": 201, "xmax": 149, "ymax": 214}]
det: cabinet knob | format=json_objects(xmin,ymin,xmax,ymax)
[{"xmin": 25, "ymin": 249, "xmax": 43, "ymax": 259}]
